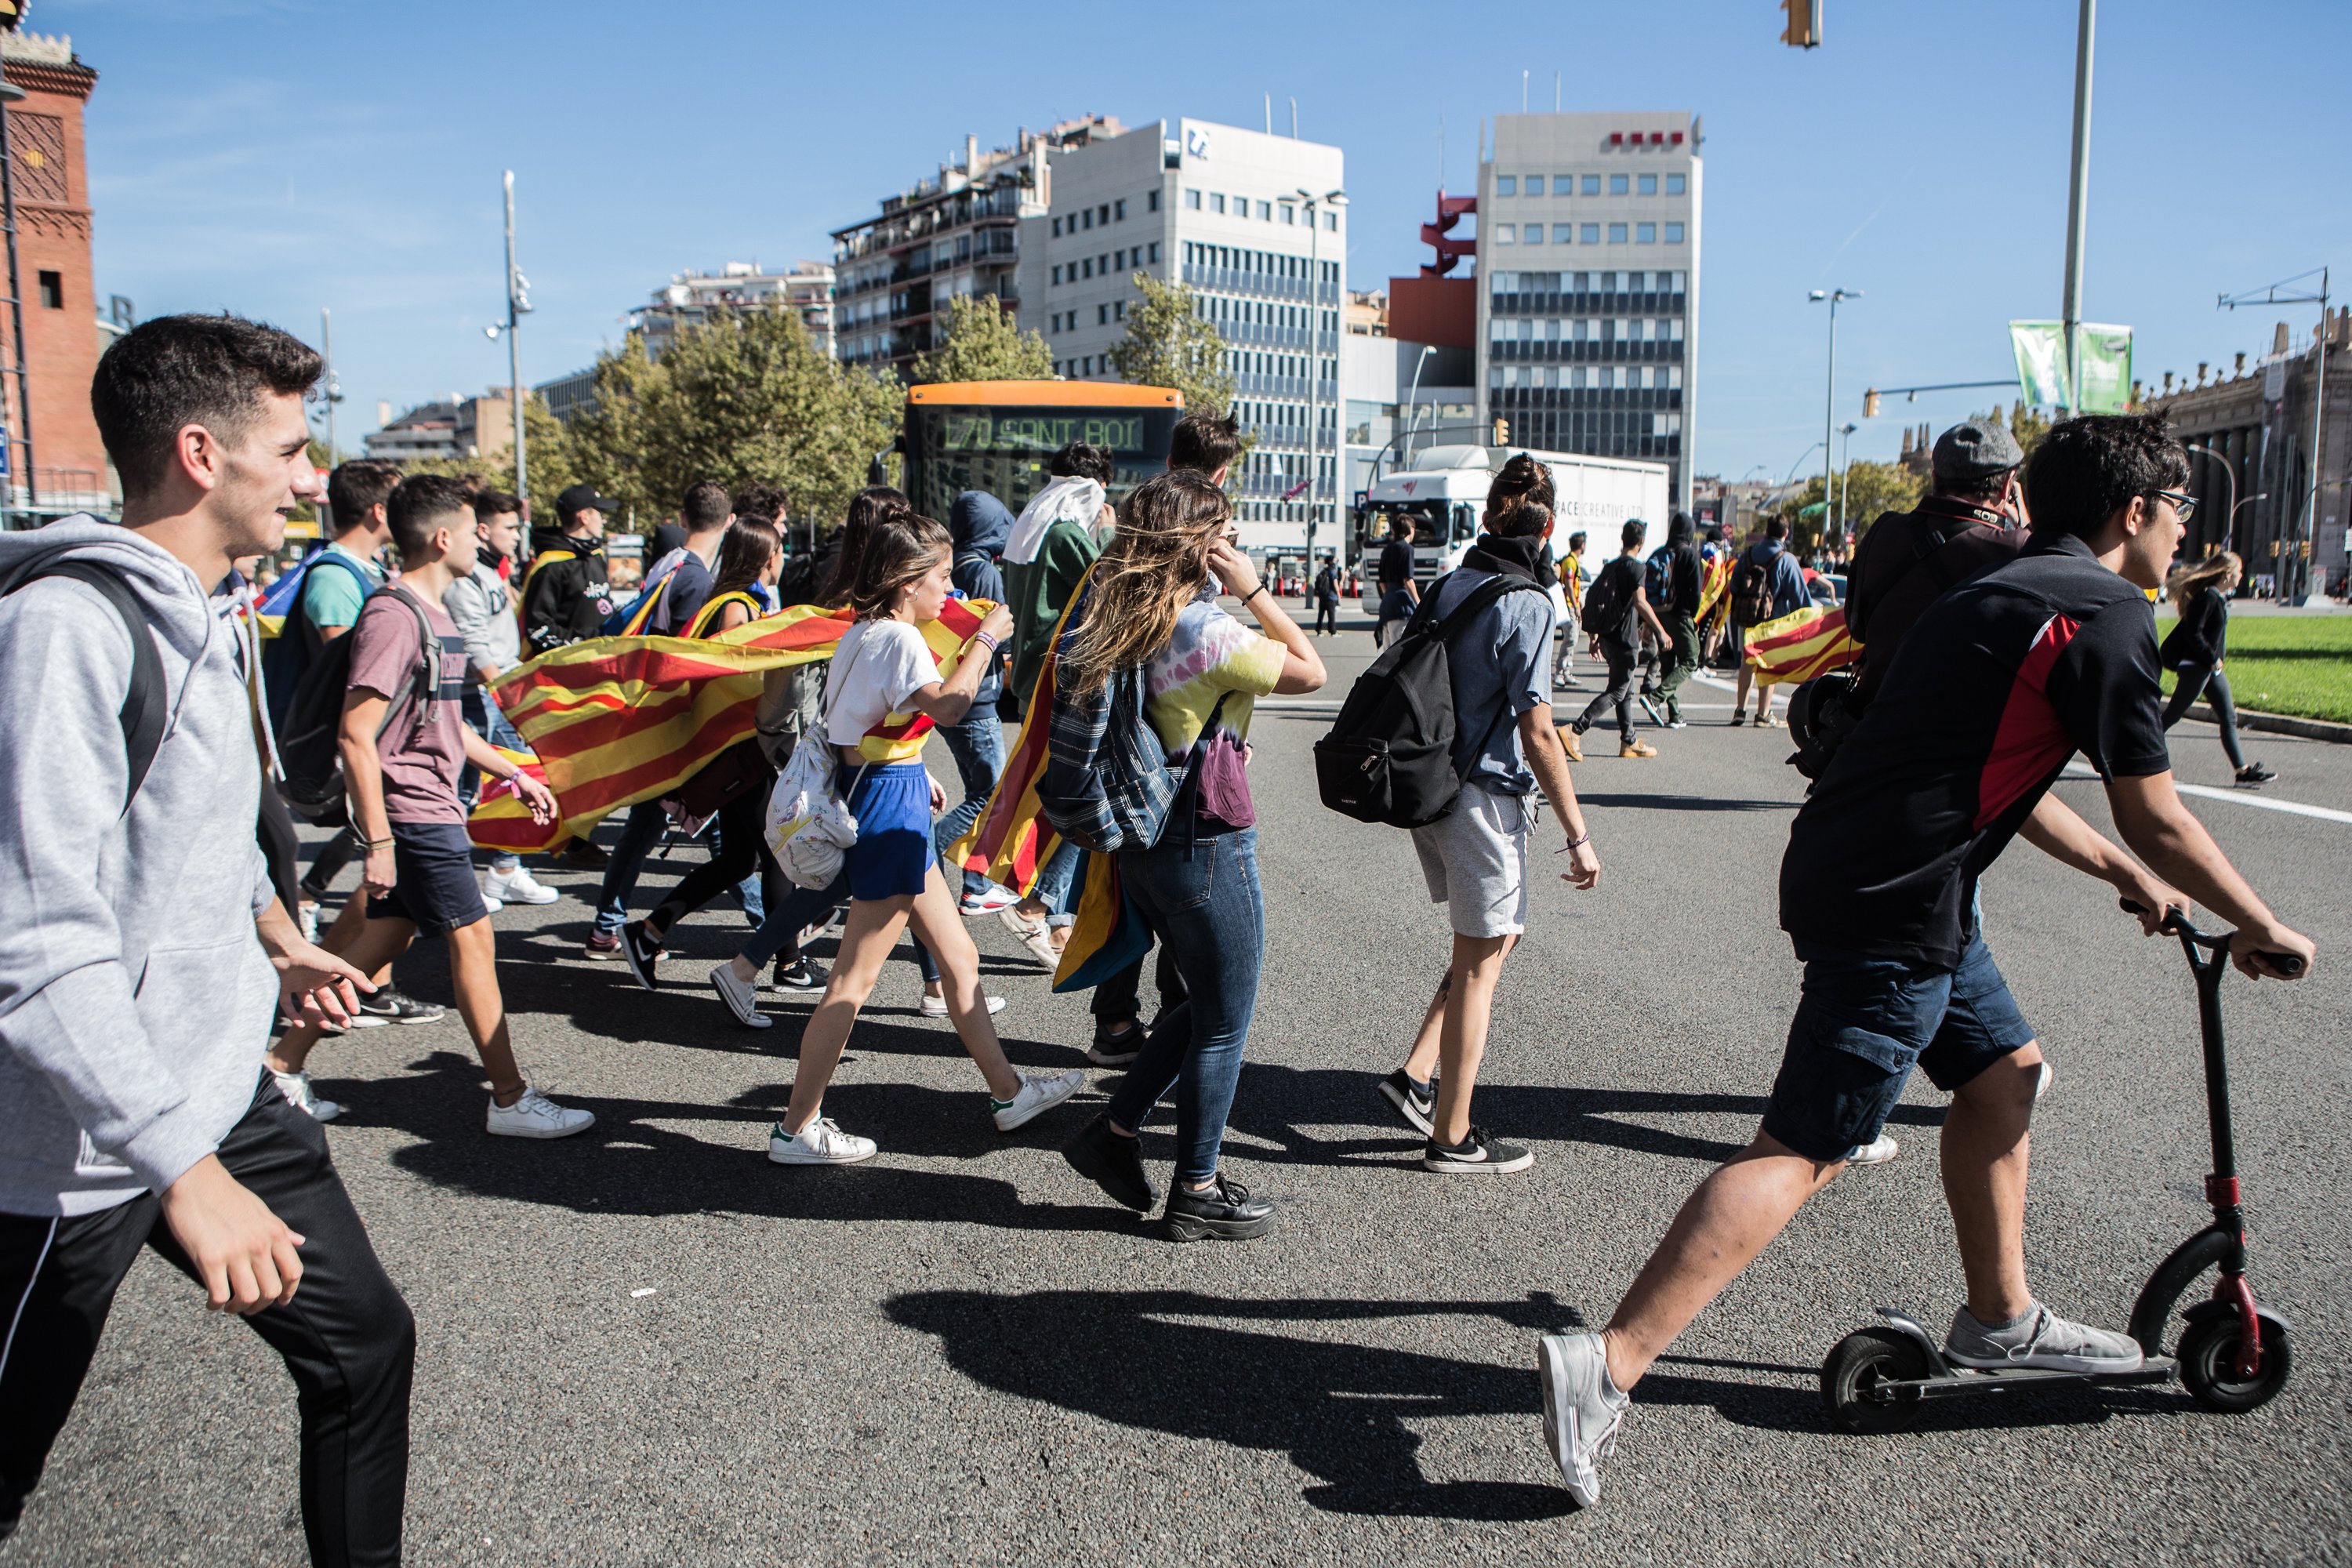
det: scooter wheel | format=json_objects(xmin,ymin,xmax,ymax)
[
  {"xmin": 2177, "ymin": 1312, "xmax": 2292, "ymax": 1414},
  {"xmin": 1821, "ymin": 1327, "xmax": 1933, "ymax": 1435}
]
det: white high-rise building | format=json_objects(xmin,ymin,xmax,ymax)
[
  {"xmin": 1018, "ymin": 118, "xmax": 1346, "ymax": 555},
  {"xmin": 1478, "ymin": 112, "xmax": 1702, "ymax": 515}
]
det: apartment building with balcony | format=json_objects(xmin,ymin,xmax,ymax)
[{"xmin": 632, "ymin": 260, "xmax": 836, "ymax": 360}]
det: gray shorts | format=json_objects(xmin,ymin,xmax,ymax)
[{"xmin": 1409, "ymin": 779, "xmax": 1534, "ymax": 938}]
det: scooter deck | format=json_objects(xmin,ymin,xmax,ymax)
[{"xmin": 1880, "ymin": 1356, "xmax": 2177, "ymax": 1400}]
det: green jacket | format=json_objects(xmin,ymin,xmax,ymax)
[{"xmin": 1002, "ymin": 517, "xmax": 1101, "ymax": 713}]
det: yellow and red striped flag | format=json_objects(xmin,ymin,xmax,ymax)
[
  {"xmin": 467, "ymin": 747, "xmax": 564, "ymax": 855},
  {"xmin": 946, "ymin": 591, "xmax": 1084, "ymax": 898},
  {"xmin": 1741, "ymin": 604, "xmax": 1857, "ymax": 687},
  {"xmin": 482, "ymin": 598, "xmax": 989, "ymax": 844}
]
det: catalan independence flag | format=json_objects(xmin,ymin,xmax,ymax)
[
  {"xmin": 481, "ymin": 598, "xmax": 989, "ymax": 846},
  {"xmin": 1693, "ymin": 551, "xmax": 1735, "ymax": 625},
  {"xmin": 467, "ymin": 747, "xmax": 564, "ymax": 856},
  {"xmin": 946, "ymin": 592, "xmax": 1084, "ymax": 899},
  {"xmin": 1741, "ymin": 604, "xmax": 1858, "ymax": 687}
]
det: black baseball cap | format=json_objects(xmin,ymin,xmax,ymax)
[{"xmin": 557, "ymin": 483, "xmax": 622, "ymax": 526}]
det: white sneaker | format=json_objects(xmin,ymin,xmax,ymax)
[
  {"xmin": 996, "ymin": 906, "xmax": 1047, "ymax": 941},
  {"xmin": 485, "ymin": 864, "xmax": 561, "ymax": 906},
  {"xmin": 481, "ymin": 893, "xmax": 505, "ymax": 914},
  {"xmin": 768, "ymin": 1116, "xmax": 877, "ymax": 1165},
  {"xmin": 1846, "ymin": 1133, "xmax": 1900, "ymax": 1165},
  {"xmin": 1537, "ymin": 1331, "xmax": 1630, "ymax": 1508},
  {"xmin": 991, "ymin": 1069, "xmax": 1084, "ymax": 1132},
  {"xmin": 297, "ymin": 902, "xmax": 320, "ymax": 944},
  {"xmin": 2035, "ymin": 1061, "xmax": 2053, "ymax": 1099},
  {"xmin": 271, "ymin": 1069, "xmax": 342, "ymax": 1123},
  {"xmin": 919, "ymin": 993, "xmax": 1007, "ymax": 1019},
  {"xmin": 709, "ymin": 964, "xmax": 771, "ymax": 1029},
  {"xmin": 1018, "ymin": 927, "xmax": 1063, "ymax": 971},
  {"xmin": 959, "ymin": 881, "xmax": 1020, "ymax": 916},
  {"xmin": 485, "ymin": 1083, "xmax": 596, "ymax": 1139}
]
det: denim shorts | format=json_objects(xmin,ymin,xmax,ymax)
[
  {"xmin": 1759, "ymin": 931, "xmax": 2036, "ymax": 1163},
  {"xmin": 366, "ymin": 820, "xmax": 492, "ymax": 938},
  {"xmin": 840, "ymin": 762, "xmax": 933, "ymax": 902}
]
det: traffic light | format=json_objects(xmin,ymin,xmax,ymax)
[
  {"xmin": 1492, "ymin": 417, "xmax": 1510, "ymax": 445},
  {"xmin": 1781, "ymin": 0, "xmax": 1821, "ymax": 48},
  {"xmin": 1862, "ymin": 388, "xmax": 1881, "ymax": 419}
]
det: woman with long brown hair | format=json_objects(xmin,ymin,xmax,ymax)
[
  {"xmin": 768, "ymin": 508, "xmax": 1081, "ymax": 1164},
  {"xmin": 2160, "ymin": 550, "xmax": 2272, "ymax": 785},
  {"xmin": 1058, "ymin": 471, "xmax": 1327, "ymax": 1240}
]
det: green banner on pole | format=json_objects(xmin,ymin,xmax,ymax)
[
  {"xmin": 2009, "ymin": 319, "xmax": 2133, "ymax": 411},
  {"xmin": 2076, "ymin": 323, "xmax": 2134, "ymax": 413},
  {"xmin": 2009, "ymin": 321, "xmax": 2067, "ymax": 407}
]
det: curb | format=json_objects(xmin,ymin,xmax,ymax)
[{"xmin": 2196, "ymin": 702, "xmax": 2352, "ymax": 745}]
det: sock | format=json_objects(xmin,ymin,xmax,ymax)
[
  {"xmin": 1405, "ymin": 1072, "xmax": 1433, "ymax": 1097},
  {"xmin": 1971, "ymin": 1304, "xmax": 2038, "ymax": 1334}
]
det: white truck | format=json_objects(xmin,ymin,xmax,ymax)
[{"xmin": 1358, "ymin": 444, "xmax": 1672, "ymax": 589}]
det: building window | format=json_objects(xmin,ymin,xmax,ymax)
[
  {"xmin": 35, "ymin": 270, "xmax": 59, "ymax": 310},
  {"xmin": 1186, "ymin": 188, "xmax": 1202, "ymax": 210},
  {"xmin": 1051, "ymin": 216, "xmax": 1062, "ymax": 238},
  {"xmin": 1493, "ymin": 223, "xmax": 1514, "ymax": 244},
  {"xmin": 1497, "ymin": 175, "xmax": 1519, "ymax": 197},
  {"xmin": 1323, "ymin": 210, "xmax": 1337, "ymax": 231},
  {"xmin": 1115, "ymin": 198, "xmax": 1127, "ymax": 220},
  {"xmin": 1599, "ymin": 367, "xmax": 1615, "ymax": 389},
  {"xmin": 1553, "ymin": 224, "xmax": 1573, "ymax": 245},
  {"xmin": 1582, "ymin": 174, "xmax": 1601, "ymax": 195},
  {"xmin": 1149, "ymin": 241, "xmax": 1161, "ymax": 262},
  {"xmin": 1098, "ymin": 203, "xmax": 1111, "ymax": 225},
  {"xmin": 1522, "ymin": 224, "xmax": 1543, "ymax": 246},
  {"xmin": 1609, "ymin": 223, "xmax": 1628, "ymax": 244},
  {"xmin": 1526, "ymin": 175, "xmax": 1546, "ymax": 195},
  {"xmin": 1664, "ymin": 222, "xmax": 1685, "ymax": 244},
  {"xmin": 1636, "ymin": 223, "xmax": 1657, "ymax": 244},
  {"xmin": 1082, "ymin": 209, "xmax": 1094, "ymax": 230},
  {"xmin": 1610, "ymin": 174, "xmax": 1629, "ymax": 194},
  {"xmin": 1149, "ymin": 189, "xmax": 1161, "ymax": 212},
  {"xmin": 1555, "ymin": 172, "xmax": 1573, "ymax": 191},
  {"xmin": 1115, "ymin": 300, "xmax": 1127, "ymax": 321},
  {"xmin": 1256, "ymin": 200, "xmax": 1271, "ymax": 220},
  {"xmin": 1278, "ymin": 204, "xmax": 1294, "ymax": 224},
  {"xmin": 1098, "ymin": 303, "xmax": 1109, "ymax": 325},
  {"xmin": 1666, "ymin": 173, "xmax": 1686, "ymax": 195},
  {"xmin": 1210, "ymin": 193, "xmax": 1225, "ymax": 214},
  {"xmin": 1051, "ymin": 265, "xmax": 1062, "ymax": 285},
  {"xmin": 1490, "ymin": 270, "xmax": 1513, "ymax": 296},
  {"xmin": 1638, "ymin": 174, "xmax": 1657, "ymax": 195},
  {"xmin": 1581, "ymin": 223, "xmax": 1601, "ymax": 245},
  {"xmin": 1081, "ymin": 259, "xmax": 1092, "ymax": 278}
]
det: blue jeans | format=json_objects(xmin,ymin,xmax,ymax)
[
  {"xmin": 459, "ymin": 688, "xmax": 524, "ymax": 873},
  {"xmin": 1105, "ymin": 828, "xmax": 1264, "ymax": 1185},
  {"xmin": 1033, "ymin": 839, "xmax": 1082, "ymax": 930},
  {"xmin": 932, "ymin": 712, "xmax": 1005, "ymax": 897},
  {"xmin": 738, "ymin": 869, "xmax": 942, "ymax": 984}
]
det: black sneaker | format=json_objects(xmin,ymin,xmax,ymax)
[
  {"xmin": 1087, "ymin": 1019, "xmax": 1144, "ymax": 1067},
  {"xmin": 1377, "ymin": 1069, "xmax": 1437, "ymax": 1136},
  {"xmin": 349, "ymin": 988, "xmax": 445, "ymax": 1029},
  {"xmin": 1164, "ymin": 1173, "xmax": 1277, "ymax": 1242},
  {"xmin": 769, "ymin": 955, "xmax": 822, "ymax": 991},
  {"xmin": 2234, "ymin": 762, "xmax": 2277, "ymax": 786},
  {"xmin": 1063, "ymin": 1112, "xmax": 1157, "ymax": 1212},
  {"xmin": 1423, "ymin": 1124, "xmax": 1534, "ymax": 1174},
  {"xmin": 619, "ymin": 920, "xmax": 662, "ymax": 992}
]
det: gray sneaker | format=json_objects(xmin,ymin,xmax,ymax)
[
  {"xmin": 1943, "ymin": 1303, "xmax": 2144, "ymax": 1374},
  {"xmin": 1535, "ymin": 1332, "xmax": 1629, "ymax": 1508}
]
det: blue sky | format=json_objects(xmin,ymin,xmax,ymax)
[{"xmin": 60, "ymin": 0, "xmax": 2350, "ymax": 485}]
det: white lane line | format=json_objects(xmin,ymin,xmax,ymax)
[{"xmin": 2061, "ymin": 763, "xmax": 2352, "ymax": 826}]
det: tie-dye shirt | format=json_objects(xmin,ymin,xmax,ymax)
[{"xmin": 1145, "ymin": 597, "xmax": 1287, "ymax": 828}]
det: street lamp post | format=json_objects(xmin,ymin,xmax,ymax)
[
  {"xmin": 1809, "ymin": 289, "xmax": 1860, "ymax": 543},
  {"xmin": 1296, "ymin": 187, "xmax": 1345, "ymax": 576},
  {"xmin": 485, "ymin": 172, "xmax": 534, "ymax": 515},
  {"xmin": 1836, "ymin": 421, "xmax": 1858, "ymax": 543}
]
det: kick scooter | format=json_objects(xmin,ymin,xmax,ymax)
[{"xmin": 1820, "ymin": 906, "xmax": 2304, "ymax": 1432}]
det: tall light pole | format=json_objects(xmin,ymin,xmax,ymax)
[
  {"xmin": 1837, "ymin": 420, "xmax": 1858, "ymax": 542},
  {"xmin": 1809, "ymin": 288, "xmax": 1859, "ymax": 543},
  {"xmin": 1295, "ymin": 186, "xmax": 1346, "ymax": 575},
  {"xmin": 0, "ymin": 75, "xmax": 35, "ymax": 521},
  {"xmin": 485, "ymin": 172, "xmax": 533, "ymax": 515},
  {"xmin": 2060, "ymin": 0, "xmax": 2096, "ymax": 411}
]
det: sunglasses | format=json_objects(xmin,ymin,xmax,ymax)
[{"xmin": 2156, "ymin": 489, "xmax": 2199, "ymax": 523}]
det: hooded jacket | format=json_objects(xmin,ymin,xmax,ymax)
[
  {"xmin": 949, "ymin": 492, "xmax": 1014, "ymax": 707},
  {"xmin": 0, "ymin": 517, "xmax": 279, "ymax": 1217},
  {"xmin": 521, "ymin": 524, "xmax": 612, "ymax": 653}
]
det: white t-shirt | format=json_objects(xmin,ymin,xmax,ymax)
[{"xmin": 822, "ymin": 619, "xmax": 937, "ymax": 747}]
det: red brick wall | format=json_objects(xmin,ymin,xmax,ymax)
[
  {"xmin": 2, "ymin": 56, "xmax": 104, "ymax": 505},
  {"xmin": 1388, "ymin": 275, "xmax": 1475, "ymax": 351}
]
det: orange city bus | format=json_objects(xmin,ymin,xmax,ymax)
[{"xmin": 901, "ymin": 379, "xmax": 1183, "ymax": 523}]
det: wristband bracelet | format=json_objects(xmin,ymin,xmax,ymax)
[
  {"xmin": 971, "ymin": 630, "xmax": 999, "ymax": 654},
  {"xmin": 1562, "ymin": 831, "xmax": 1592, "ymax": 851},
  {"xmin": 365, "ymin": 837, "xmax": 395, "ymax": 851},
  {"xmin": 1243, "ymin": 583, "xmax": 1269, "ymax": 605}
]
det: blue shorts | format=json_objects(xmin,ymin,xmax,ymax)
[
  {"xmin": 1759, "ymin": 931, "xmax": 2036, "ymax": 1163},
  {"xmin": 840, "ymin": 762, "xmax": 933, "ymax": 902},
  {"xmin": 366, "ymin": 820, "xmax": 491, "ymax": 938}
]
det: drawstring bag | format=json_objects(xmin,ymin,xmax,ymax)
[{"xmin": 764, "ymin": 633, "xmax": 873, "ymax": 889}]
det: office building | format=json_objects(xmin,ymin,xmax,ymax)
[
  {"xmin": 632, "ymin": 261, "xmax": 836, "ymax": 360},
  {"xmin": 1478, "ymin": 111, "xmax": 1702, "ymax": 514},
  {"xmin": 363, "ymin": 390, "xmax": 514, "ymax": 466},
  {"xmin": 832, "ymin": 119, "xmax": 1116, "ymax": 376},
  {"xmin": 1022, "ymin": 117, "xmax": 1345, "ymax": 552}
]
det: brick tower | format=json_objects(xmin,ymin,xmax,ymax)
[{"xmin": 1, "ymin": 30, "xmax": 103, "ymax": 517}]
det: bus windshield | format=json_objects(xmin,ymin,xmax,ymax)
[{"xmin": 902, "ymin": 382, "xmax": 1182, "ymax": 521}]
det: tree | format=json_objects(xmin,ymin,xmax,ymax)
[
  {"xmin": 1838, "ymin": 460, "xmax": 1927, "ymax": 536},
  {"xmin": 1108, "ymin": 273, "xmax": 1235, "ymax": 417},
  {"xmin": 911, "ymin": 295, "xmax": 1052, "ymax": 385}
]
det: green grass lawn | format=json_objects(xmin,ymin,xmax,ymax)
[{"xmin": 2154, "ymin": 612, "xmax": 2352, "ymax": 724}]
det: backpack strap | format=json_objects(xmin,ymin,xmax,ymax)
[
  {"xmin": 378, "ymin": 584, "xmax": 445, "ymax": 744},
  {"xmin": 28, "ymin": 562, "xmax": 165, "ymax": 813},
  {"xmin": 1428, "ymin": 571, "xmax": 1545, "ymax": 646}
]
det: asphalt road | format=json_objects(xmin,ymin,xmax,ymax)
[{"xmin": 12, "ymin": 615, "xmax": 2350, "ymax": 1567}]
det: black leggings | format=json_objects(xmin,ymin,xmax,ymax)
[
  {"xmin": 1314, "ymin": 600, "xmax": 1338, "ymax": 634},
  {"xmin": 0, "ymin": 1076, "xmax": 413, "ymax": 1564},
  {"xmin": 650, "ymin": 784, "xmax": 783, "ymax": 935},
  {"xmin": 303, "ymin": 823, "xmax": 363, "ymax": 898},
  {"xmin": 2161, "ymin": 662, "xmax": 2247, "ymax": 770},
  {"xmin": 1573, "ymin": 642, "xmax": 1641, "ymax": 742}
]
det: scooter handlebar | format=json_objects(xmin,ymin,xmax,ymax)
[{"xmin": 2118, "ymin": 899, "xmax": 2307, "ymax": 977}]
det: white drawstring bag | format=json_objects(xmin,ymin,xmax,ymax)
[{"xmin": 764, "ymin": 635, "xmax": 873, "ymax": 889}]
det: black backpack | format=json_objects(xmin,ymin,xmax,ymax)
[
  {"xmin": 1579, "ymin": 557, "xmax": 1633, "ymax": 638},
  {"xmin": 1315, "ymin": 572, "xmax": 1543, "ymax": 829},
  {"xmin": 275, "ymin": 585, "xmax": 442, "ymax": 825},
  {"xmin": 260, "ymin": 547, "xmax": 372, "ymax": 731}
]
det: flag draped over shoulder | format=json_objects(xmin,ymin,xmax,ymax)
[
  {"xmin": 480, "ymin": 597, "xmax": 989, "ymax": 845},
  {"xmin": 1693, "ymin": 551, "xmax": 1734, "ymax": 625},
  {"xmin": 1741, "ymin": 604, "xmax": 1857, "ymax": 687},
  {"xmin": 947, "ymin": 592, "xmax": 1083, "ymax": 898}
]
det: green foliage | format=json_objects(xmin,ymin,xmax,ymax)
[
  {"xmin": 1108, "ymin": 274, "xmax": 1235, "ymax": 418},
  {"xmin": 1838, "ymin": 460, "xmax": 1928, "ymax": 537},
  {"xmin": 912, "ymin": 296, "xmax": 1052, "ymax": 386},
  {"xmin": 1980, "ymin": 403, "xmax": 2052, "ymax": 457},
  {"xmin": 2155, "ymin": 612, "xmax": 2352, "ymax": 724},
  {"xmin": 562, "ymin": 308, "xmax": 902, "ymax": 533}
]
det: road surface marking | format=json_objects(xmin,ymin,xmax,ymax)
[{"xmin": 2062, "ymin": 763, "xmax": 2352, "ymax": 826}]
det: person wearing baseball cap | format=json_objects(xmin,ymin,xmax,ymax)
[
  {"xmin": 521, "ymin": 483, "xmax": 624, "ymax": 868},
  {"xmin": 1843, "ymin": 417, "xmax": 2028, "ymax": 708}
]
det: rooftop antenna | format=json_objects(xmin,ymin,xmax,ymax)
[
  {"xmin": 1522, "ymin": 70, "xmax": 1529, "ymax": 111},
  {"xmin": 1554, "ymin": 71, "xmax": 1561, "ymax": 111},
  {"xmin": 1264, "ymin": 93, "xmax": 1272, "ymax": 135},
  {"xmin": 1290, "ymin": 96, "xmax": 1298, "ymax": 138}
]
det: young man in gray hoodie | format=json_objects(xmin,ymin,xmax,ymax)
[{"xmin": 0, "ymin": 314, "xmax": 413, "ymax": 1564}]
